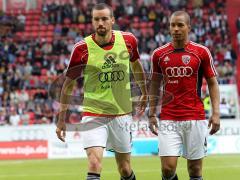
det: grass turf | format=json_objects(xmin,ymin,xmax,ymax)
[{"xmin": 0, "ymin": 154, "xmax": 240, "ymax": 180}]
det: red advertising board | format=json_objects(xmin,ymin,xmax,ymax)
[{"xmin": 0, "ymin": 140, "xmax": 48, "ymax": 160}]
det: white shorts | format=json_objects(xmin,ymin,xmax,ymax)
[
  {"xmin": 81, "ymin": 114, "xmax": 133, "ymax": 153},
  {"xmin": 158, "ymin": 120, "xmax": 208, "ymax": 160}
]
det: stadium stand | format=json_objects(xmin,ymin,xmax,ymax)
[{"xmin": 0, "ymin": 0, "xmax": 238, "ymax": 125}]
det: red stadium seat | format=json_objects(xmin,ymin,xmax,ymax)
[
  {"xmin": 25, "ymin": 26, "xmax": 31, "ymax": 31},
  {"xmin": 24, "ymin": 32, "xmax": 31, "ymax": 38},
  {"xmin": 32, "ymin": 20, "xmax": 39, "ymax": 25},
  {"xmin": 26, "ymin": 15, "xmax": 33, "ymax": 21},
  {"xmin": 32, "ymin": 25, "xmax": 39, "ymax": 32},
  {"xmin": 86, "ymin": 23, "xmax": 92, "ymax": 30},
  {"xmin": 33, "ymin": 15, "xmax": 40, "ymax": 21},
  {"xmin": 28, "ymin": 10, "xmax": 35, "ymax": 15},
  {"xmin": 133, "ymin": 16, "xmax": 140, "ymax": 23},
  {"xmin": 19, "ymin": 50, "xmax": 27, "ymax": 57},
  {"xmin": 46, "ymin": 31, "xmax": 53, "ymax": 37},
  {"xmin": 78, "ymin": 24, "xmax": 85, "ymax": 30},
  {"xmin": 15, "ymin": 32, "xmax": 23, "ymax": 37},
  {"xmin": 25, "ymin": 20, "xmax": 32, "ymax": 26},
  {"xmin": 132, "ymin": 22, "xmax": 139, "ymax": 29},
  {"xmin": 16, "ymin": 57, "xmax": 25, "ymax": 63},
  {"xmin": 40, "ymin": 25, "xmax": 47, "ymax": 31},
  {"xmin": 47, "ymin": 25, "xmax": 55, "ymax": 31},
  {"xmin": 31, "ymin": 31, "xmax": 39, "ymax": 38},
  {"xmin": 63, "ymin": 18, "xmax": 71, "ymax": 24},
  {"xmin": 34, "ymin": 9, "xmax": 42, "ymax": 15},
  {"xmin": 140, "ymin": 22, "xmax": 148, "ymax": 28},
  {"xmin": 71, "ymin": 24, "xmax": 78, "ymax": 28},
  {"xmin": 39, "ymin": 31, "xmax": 45, "ymax": 37},
  {"xmin": 46, "ymin": 37, "xmax": 53, "ymax": 43}
]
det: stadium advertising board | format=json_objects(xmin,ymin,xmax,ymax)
[
  {"xmin": 0, "ymin": 140, "xmax": 48, "ymax": 159},
  {"xmin": 219, "ymin": 84, "xmax": 240, "ymax": 119},
  {"xmin": 48, "ymin": 140, "xmax": 87, "ymax": 159},
  {"xmin": 109, "ymin": 119, "xmax": 240, "ymax": 155},
  {"xmin": 208, "ymin": 136, "xmax": 240, "ymax": 154},
  {"xmin": 0, "ymin": 125, "xmax": 51, "ymax": 141},
  {"xmin": 0, "ymin": 120, "xmax": 240, "ymax": 159},
  {"xmin": 48, "ymin": 131, "xmax": 87, "ymax": 159},
  {"xmin": 215, "ymin": 120, "xmax": 240, "ymax": 136},
  {"xmin": 205, "ymin": 84, "xmax": 239, "ymax": 119}
]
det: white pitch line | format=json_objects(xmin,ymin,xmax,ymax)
[
  {"xmin": 0, "ymin": 165, "xmax": 240, "ymax": 177},
  {"xmin": 0, "ymin": 160, "xmax": 24, "ymax": 166}
]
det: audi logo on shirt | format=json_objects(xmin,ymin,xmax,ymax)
[
  {"xmin": 165, "ymin": 66, "xmax": 193, "ymax": 77},
  {"xmin": 98, "ymin": 70, "xmax": 125, "ymax": 83}
]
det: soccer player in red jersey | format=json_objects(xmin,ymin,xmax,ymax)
[
  {"xmin": 56, "ymin": 3, "xmax": 147, "ymax": 180},
  {"xmin": 149, "ymin": 11, "xmax": 220, "ymax": 180}
]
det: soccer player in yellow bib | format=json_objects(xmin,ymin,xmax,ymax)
[{"xmin": 56, "ymin": 3, "xmax": 147, "ymax": 180}]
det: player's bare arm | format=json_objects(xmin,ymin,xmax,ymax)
[
  {"xmin": 56, "ymin": 76, "xmax": 76, "ymax": 142},
  {"xmin": 148, "ymin": 74, "xmax": 162, "ymax": 136},
  {"xmin": 130, "ymin": 60, "xmax": 148, "ymax": 114},
  {"xmin": 206, "ymin": 76, "xmax": 220, "ymax": 135}
]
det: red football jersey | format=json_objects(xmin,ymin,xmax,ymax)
[{"xmin": 151, "ymin": 41, "xmax": 217, "ymax": 120}]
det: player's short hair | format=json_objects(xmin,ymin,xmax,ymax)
[
  {"xmin": 92, "ymin": 3, "xmax": 114, "ymax": 17},
  {"xmin": 170, "ymin": 11, "xmax": 191, "ymax": 25}
]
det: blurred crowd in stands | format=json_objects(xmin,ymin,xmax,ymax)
[
  {"xmin": 237, "ymin": 15, "xmax": 240, "ymax": 51},
  {"xmin": 0, "ymin": 0, "xmax": 238, "ymax": 126}
]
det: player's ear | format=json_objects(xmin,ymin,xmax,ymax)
[
  {"xmin": 188, "ymin": 24, "xmax": 191, "ymax": 33},
  {"xmin": 111, "ymin": 16, "xmax": 115, "ymax": 25}
]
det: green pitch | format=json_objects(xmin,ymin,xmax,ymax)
[{"xmin": 0, "ymin": 154, "xmax": 240, "ymax": 180}]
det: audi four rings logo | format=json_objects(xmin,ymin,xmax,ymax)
[
  {"xmin": 98, "ymin": 71, "xmax": 125, "ymax": 83},
  {"xmin": 165, "ymin": 66, "xmax": 193, "ymax": 77}
]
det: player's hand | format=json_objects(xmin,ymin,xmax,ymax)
[
  {"xmin": 148, "ymin": 116, "xmax": 158, "ymax": 136},
  {"xmin": 137, "ymin": 94, "xmax": 148, "ymax": 115},
  {"xmin": 208, "ymin": 113, "xmax": 220, "ymax": 135},
  {"xmin": 56, "ymin": 120, "xmax": 66, "ymax": 142}
]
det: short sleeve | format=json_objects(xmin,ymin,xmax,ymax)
[
  {"xmin": 201, "ymin": 47, "xmax": 217, "ymax": 78},
  {"xmin": 66, "ymin": 41, "xmax": 88, "ymax": 79},
  {"xmin": 150, "ymin": 50, "xmax": 162, "ymax": 80},
  {"xmin": 122, "ymin": 32, "xmax": 140, "ymax": 62}
]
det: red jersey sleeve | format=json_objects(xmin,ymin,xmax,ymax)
[
  {"xmin": 201, "ymin": 47, "xmax": 217, "ymax": 78},
  {"xmin": 66, "ymin": 40, "xmax": 88, "ymax": 79},
  {"xmin": 150, "ymin": 50, "xmax": 162, "ymax": 80},
  {"xmin": 121, "ymin": 32, "xmax": 140, "ymax": 62}
]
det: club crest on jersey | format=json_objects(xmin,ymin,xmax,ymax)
[
  {"xmin": 163, "ymin": 56, "xmax": 170, "ymax": 64},
  {"xmin": 182, "ymin": 55, "xmax": 191, "ymax": 65}
]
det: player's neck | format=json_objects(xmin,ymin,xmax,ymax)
[
  {"xmin": 172, "ymin": 40, "xmax": 189, "ymax": 49},
  {"xmin": 95, "ymin": 31, "xmax": 112, "ymax": 46}
]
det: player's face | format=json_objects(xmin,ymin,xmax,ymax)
[
  {"xmin": 92, "ymin": 8, "xmax": 114, "ymax": 37},
  {"xmin": 169, "ymin": 15, "xmax": 190, "ymax": 42}
]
